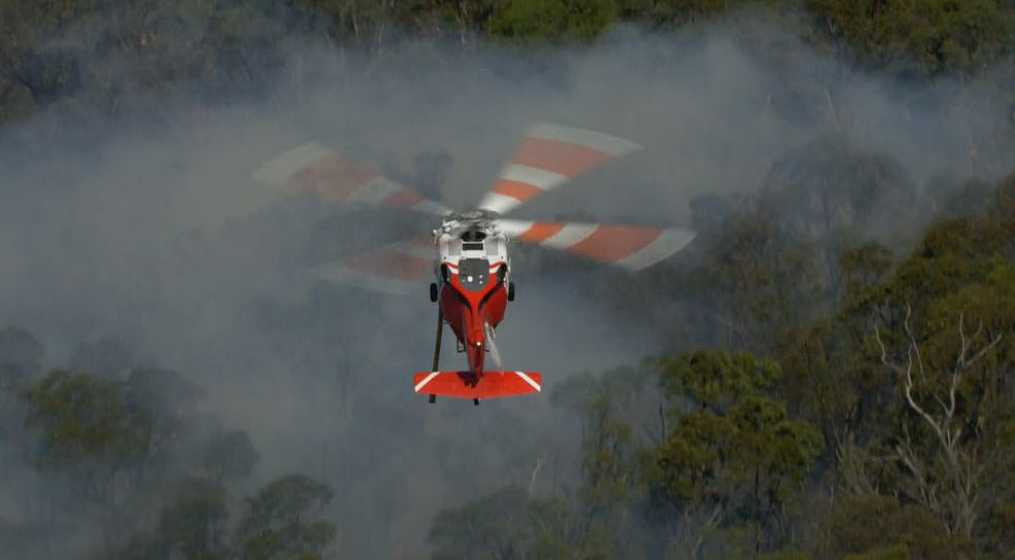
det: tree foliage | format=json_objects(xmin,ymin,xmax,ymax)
[
  {"xmin": 486, "ymin": 0, "xmax": 619, "ymax": 42},
  {"xmin": 236, "ymin": 474, "xmax": 336, "ymax": 560},
  {"xmin": 2, "ymin": 2, "xmax": 1015, "ymax": 558},
  {"xmin": 425, "ymin": 175, "xmax": 1015, "ymax": 560},
  {"xmin": 647, "ymin": 351, "xmax": 823, "ymax": 554},
  {"xmin": 429, "ymin": 486, "xmax": 584, "ymax": 560},
  {"xmin": 1, "ymin": 0, "xmax": 1013, "ymax": 126},
  {"xmin": 804, "ymin": 0, "xmax": 1015, "ymax": 75},
  {"xmin": 0, "ymin": 334, "xmax": 342, "ymax": 560}
]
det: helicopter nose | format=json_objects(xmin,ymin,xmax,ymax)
[
  {"xmin": 467, "ymin": 329, "xmax": 484, "ymax": 347},
  {"xmin": 465, "ymin": 327, "xmax": 486, "ymax": 374},
  {"xmin": 466, "ymin": 319, "xmax": 485, "ymax": 349}
]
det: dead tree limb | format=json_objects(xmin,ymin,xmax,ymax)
[{"xmin": 874, "ymin": 304, "xmax": 1003, "ymax": 537}]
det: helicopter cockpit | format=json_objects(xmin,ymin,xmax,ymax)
[
  {"xmin": 436, "ymin": 221, "xmax": 508, "ymax": 269},
  {"xmin": 460, "ymin": 229, "xmax": 486, "ymax": 252}
]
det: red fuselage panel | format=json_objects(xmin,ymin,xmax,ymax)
[{"xmin": 439, "ymin": 262, "xmax": 507, "ymax": 376}]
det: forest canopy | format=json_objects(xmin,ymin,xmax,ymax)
[
  {"xmin": 1, "ymin": 0, "xmax": 1014, "ymax": 125},
  {"xmin": 2, "ymin": 1, "xmax": 1015, "ymax": 559}
]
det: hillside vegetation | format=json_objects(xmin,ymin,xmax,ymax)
[
  {"xmin": 2, "ymin": 1, "xmax": 1015, "ymax": 559},
  {"xmin": 423, "ymin": 172, "xmax": 1015, "ymax": 560},
  {"xmin": 1, "ymin": 0, "xmax": 1014, "ymax": 125}
]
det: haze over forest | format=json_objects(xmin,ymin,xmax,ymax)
[{"xmin": 1, "ymin": 1, "xmax": 1015, "ymax": 559}]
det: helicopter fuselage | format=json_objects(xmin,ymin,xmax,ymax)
[{"xmin": 433, "ymin": 211, "xmax": 511, "ymax": 376}]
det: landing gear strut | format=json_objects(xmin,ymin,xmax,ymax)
[{"xmin": 429, "ymin": 307, "xmax": 443, "ymax": 404}]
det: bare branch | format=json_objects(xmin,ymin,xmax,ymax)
[
  {"xmin": 874, "ymin": 302, "xmax": 1006, "ymax": 537},
  {"xmin": 529, "ymin": 456, "xmax": 544, "ymax": 495}
]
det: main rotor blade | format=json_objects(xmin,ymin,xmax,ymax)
[
  {"xmin": 476, "ymin": 124, "xmax": 639, "ymax": 216},
  {"xmin": 254, "ymin": 143, "xmax": 453, "ymax": 216},
  {"xmin": 312, "ymin": 235, "xmax": 435, "ymax": 294},
  {"xmin": 496, "ymin": 219, "xmax": 696, "ymax": 270}
]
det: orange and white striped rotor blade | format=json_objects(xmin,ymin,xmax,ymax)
[
  {"xmin": 477, "ymin": 124, "xmax": 639, "ymax": 215},
  {"xmin": 497, "ymin": 220, "xmax": 696, "ymax": 271},
  {"xmin": 311, "ymin": 236, "xmax": 435, "ymax": 294},
  {"xmin": 254, "ymin": 143, "xmax": 452, "ymax": 216}
]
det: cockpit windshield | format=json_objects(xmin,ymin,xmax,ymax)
[
  {"xmin": 461, "ymin": 229, "xmax": 486, "ymax": 242},
  {"xmin": 460, "ymin": 229, "xmax": 486, "ymax": 252}
]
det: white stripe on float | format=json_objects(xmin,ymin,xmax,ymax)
[
  {"xmin": 529, "ymin": 124, "xmax": 639, "ymax": 157},
  {"xmin": 253, "ymin": 143, "xmax": 332, "ymax": 185},
  {"xmin": 616, "ymin": 228, "xmax": 697, "ymax": 270},
  {"xmin": 414, "ymin": 372, "xmax": 441, "ymax": 393},
  {"xmin": 541, "ymin": 223, "xmax": 598, "ymax": 250},
  {"xmin": 500, "ymin": 164, "xmax": 567, "ymax": 190},
  {"xmin": 514, "ymin": 371, "xmax": 541, "ymax": 391}
]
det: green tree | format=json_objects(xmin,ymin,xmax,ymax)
[
  {"xmin": 620, "ymin": 0, "xmax": 782, "ymax": 28},
  {"xmin": 873, "ymin": 294, "xmax": 1014, "ymax": 539},
  {"xmin": 777, "ymin": 240, "xmax": 896, "ymax": 470},
  {"xmin": 804, "ymin": 176, "xmax": 1015, "ymax": 554},
  {"xmin": 118, "ymin": 476, "xmax": 230, "ymax": 560},
  {"xmin": 428, "ymin": 486, "xmax": 598, "ymax": 560},
  {"xmin": 647, "ymin": 351, "xmax": 823, "ymax": 556},
  {"xmin": 804, "ymin": 0, "xmax": 1015, "ymax": 75},
  {"xmin": 819, "ymin": 494, "xmax": 962, "ymax": 560},
  {"xmin": 236, "ymin": 474, "xmax": 336, "ymax": 560},
  {"xmin": 694, "ymin": 212, "xmax": 823, "ymax": 351},
  {"xmin": 838, "ymin": 242, "xmax": 893, "ymax": 306},
  {"xmin": 553, "ymin": 369, "xmax": 648, "ymax": 513},
  {"xmin": 162, "ymin": 477, "xmax": 230, "ymax": 560},
  {"xmin": 761, "ymin": 138, "xmax": 918, "ymax": 306},
  {"xmin": 487, "ymin": 0, "xmax": 619, "ymax": 42},
  {"xmin": 24, "ymin": 367, "xmax": 202, "ymax": 550},
  {"xmin": 0, "ymin": 77, "xmax": 35, "ymax": 124},
  {"xmin": 24, "ymin": 370, "xmax": 137, "ymax": 472},
  {"xmin": 24, "ymin": 369, "xmax": 142, "ymax": 550}
]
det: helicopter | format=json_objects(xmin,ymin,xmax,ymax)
[{"xmin": 255, "ymin": 123, "xmax": 696, "ymax": 404}]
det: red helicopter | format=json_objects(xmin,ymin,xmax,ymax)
[{"xmin": 255, "ymin": 124, "xmax": 696, "ymax": 404}]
